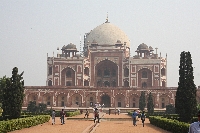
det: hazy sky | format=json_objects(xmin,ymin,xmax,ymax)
[{"xmin": 1, "ymin": 0, "xmax": 200, "ymax": 87}]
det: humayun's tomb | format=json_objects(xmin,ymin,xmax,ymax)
[{"xmin": 23, "ymin": 18, "xmax": 200, "ymax": 109}]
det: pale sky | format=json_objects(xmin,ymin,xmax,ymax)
[{"xmin": 1, "ymin": 0, "xmax": 200, "ymax": 87}]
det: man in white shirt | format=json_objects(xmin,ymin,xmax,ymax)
[
  {"xmin": 51, "ymin": 110, "xmax": 56, "ymax": 125},
  {"xmin": 188, "ymin": 110, "xmax": 200, "ymax": 133}
]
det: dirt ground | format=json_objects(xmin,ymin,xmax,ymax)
[{"xmin": 9, "ymin": 112, "xmax": 171, "ymax": 133}]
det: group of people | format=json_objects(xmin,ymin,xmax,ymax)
[
  {"xmin": 50, "ymin": 107, "xmax": 200, "ymax": 132},
  {"xmin": 132, "ymin": 109, "xmax": 146, "ymax": 127},
  {"xmin": 51, "ymin": 107, "xmax": 143, "ymax": 126},
  {"xmin": 83, "ymin": 108, "xmax": 100, "ymax": 123},
  {"xmin": 51, "ymin": 107, "xmax": 100, "ymax": 125},
  {"xmin": 51, "ymin": 108, "xmax": 146, "ymax": 126},
  {"xmin": 51, "ymin": 109, "xmax": 65, "ymax": 125},
  {"xmin": 108, "ymin": 108, "xmax": 120, "ymax": 115}
]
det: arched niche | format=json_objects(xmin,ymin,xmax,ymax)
[
  {"xmin": 100, "ymin": 94, "xmax": 111, "ymax": 107},
  {"xmin": 95, "ymin": 60, "xmax": 118, "ymax": 87}
]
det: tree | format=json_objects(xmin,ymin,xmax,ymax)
[
  {"xmin": 175, "ymin": 51, "xmax": 197, "ymax": 123},
  {"xmin": 139, "ymin": 91, "xmax": 146, "ymax": 111},
  {"xmin": 27, "ymin": 101, "xmax": 47, "ymax": 114},
  {"xmin": 2, "ymin": 67, "xmax": 25, "ymax": 119},
  {"xmin": 27, "ymin": 101, "xmax": 37, "ymax": 113},
  {"xmin": 197, "ymin": 103, "xmax": 200, "ymax": 111},
  {"xmin": 147, "ymin": 92, "xmax": 154, "ymax": 114},
  {"xmin": 165, "ymin": 104, "xmax": 175, "ymax": 114},
  {"xmin": 1, "ymin": 76, "xmax": 10, "ymax": 119},
  {"xmin": 37, "ymin": 103, "xmax": 47, "ymax": 113},
  {"xmin": 0, "ymin": 76, "xmax": 7, "ymax": 105}
]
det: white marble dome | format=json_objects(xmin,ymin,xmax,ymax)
[{"xmin": 85, "ymin": 22, "xmax": 130, "ymax": 47}]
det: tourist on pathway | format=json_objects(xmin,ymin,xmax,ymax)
[
  {"xmin": 188, "ymin": 110, "xmax": 200, "ymax": 133},
  {"xmin": 51, "ymin": 110, "xmax": 56, "ymax": 125},
  {"xmin": 84, "ymin": 109, "xmax": 89, "ymax": 118},
  {"xmin": 109, "ymin": 108, "xmax": 111, "ymax": 115},
  {"xmin": 60, "ymin": 109, "xmax": 65, "ymax": 125},
  {"xmin": 136, "ymin": 109, "xmax": 140, "ymax": 121},
  {"xmin": 132, "ymin": 110, "xmax": 138, "ymax": 126},
  {"xmin": 93, "ymin": 108, "xmax": 100, "ymax": 123},
  {"xmin": 141, "ymin": 111, "xmax": 146, "ymax": 127},
  {"xmin": 117, "ymin": 108, "xmax": 120, "ymax": 115}
]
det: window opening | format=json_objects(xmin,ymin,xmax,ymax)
[
  {"xmin": 142, "ymin": 71, "xmax": 147, "ymax": 78},
  {"xmin": 66, "ymin": 70, "xmax": 71, "ymax": 77}
]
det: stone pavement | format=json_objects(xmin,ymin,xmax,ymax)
[{"xmin": 9, "ymin": 112, "xmax": 171, "ymax": 133}]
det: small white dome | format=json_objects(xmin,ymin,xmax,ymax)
[{"xmin": 85, "ymin": 22, "xmax": 130, "ymax": 47}]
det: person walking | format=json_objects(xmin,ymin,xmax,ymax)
[
  {"xmin": 132, "ymin": 110, "xmax": 138, "ymax": 126},
  {"xmin": 60, "ymin": 109, "xmax": 65, "ymax": 125},
  {"xmin": 84, "ymin": 109, "xmax": 89, "ymax": 118},
  {"xmin": 188, "ymin": 110, "xmax": 200, "ymax": 133},
  {"xmin": 136, "ymin": 109, "xmax": 140, "ymax": 121},
  {"xmin": 117, "ymin": 108, "xmax": 120, "ymax": 115},
  {"xmin": 93, "ymin": 108, "xmax": 100, "ymax": 123},
  {"xmin": 51, "ymin": 110, "xmax": 56, "ymax": 125},
  {"xmin": 141, "ymin": 111, "xmax": 146, "ymax": 127},
  {"xmin": 108, "ymin": 108, "xmax": 111, "ymax": 115}
]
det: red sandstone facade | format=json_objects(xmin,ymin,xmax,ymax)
[{"xmin": 23, "ymin": 20, "xmax": 200, "ymax": 108}]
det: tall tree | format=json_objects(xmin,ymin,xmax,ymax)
[
  {"xmin": 27, "ymin": 101, "xmax": 37, "ymax": 113},
  {"xmin": 165, "ymin": 104, "xmax": 175, "ymax": 114},
  {"xmin": 0, "ymin": 76, "xmax": 7, "ymax": 104},
  {"xmin": 37, "ymin": 103, "xmax": 47, "ymax": 113},
  {"xmin": 139, "ymin": 91, "xmax": 146, "ymax": 111},
  {"xmin": 1, "ymin": 76, "xmax": 10, "ymax": 119},
  {"xmin": 147, "ymin": 92, "xmax": 154, "ymax": 114},
  {"xmin": 175, "ymin": 51, "xmax": 197, "ymax": 123},
  {"xmin": 2, "ymin": 67, "xmax": 24, "ymax": 119}
]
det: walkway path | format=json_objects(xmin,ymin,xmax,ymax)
[{"xmin": 9, "ymin": 112, "xmax": 171, "ymax": 133}]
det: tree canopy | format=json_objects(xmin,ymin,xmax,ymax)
[
  {"xmin": 175, "ymin": 51, "xmax": 197, "ymax": 123},
  {"xmin": 139, "ymin": 91, "xmax": 146, "ymax": 111},
  {"xmin": 147, "ymin": 92, "xmax": 154, "ymax": 114},
  {"xmin": 2, "ymin": 67, "xmax": 25, "ymax": 120}
]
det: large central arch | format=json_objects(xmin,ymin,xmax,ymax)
[
  {"xmin": 138, "ymin": 68, "xmax": 152, "ymax": 88},
  {"xmin": 95, "ymin": 60, "xmax": 118, "ymax": 87},
  {"xmin": 61, "ymin": 67, "xmax": 75, "ymax": 86},
  {"xmin": 101, "ymin": 94, "xmax": 111, "ymax": 107}
]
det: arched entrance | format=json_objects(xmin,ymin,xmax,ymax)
[
  {"xmin": 138, "ymin": 68, "xmax": 152, "ymax": 88},
  {"xmin": 129, "ymin": 94, "xmax": 139, "ymax": 108},
  {"xmin": 101, "ymin": 94, "xmax": 111, "ymax": 107},
  {"xmin": 95, "ymin": 60, "xmax": 118, "ymax": 87},
  {"xmin": 61, "ymin": 67, "xmax": 75, "ymax": 86},
  {"xmin": 114, "ymin": 94, "xmax": 125, "ymax": 107},
  {"xmin": 85, "ymin": 94, "xmax": 96, "ymax": 107},
  {"xmin": 71, "ymin": 93, "xmax": 82, "ymax": 107},
  {"xmin": 57, "ymin": 94, "xmax": 67, "ymax": 107}
]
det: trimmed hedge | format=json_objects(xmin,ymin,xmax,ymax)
[
  {"xmin": 128, "ymin": 111, "xmax": 197, "ymax": 133},
  {"xmin": 21, "ymin": 110, "xmax": 80, "ymax": 117},
  {"xmin": 128, "ymin": 111, "xmax": 167, "ymax": 118},
  {"xmin": 149, "ymin": 116, "xmax": 189, "ymax": 133},
  {"xmin": 0, "ymin": 115, "xmax": 50, "ymax": 133},
  {"xmin": 49, "ymin": 110, "xmax": 80, "ymax": 117}
]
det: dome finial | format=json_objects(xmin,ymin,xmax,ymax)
[{"xmin": 105, "ymin": 12, "xmax": 109, "ymax": 23}]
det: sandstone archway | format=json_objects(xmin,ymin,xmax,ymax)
[
  {"xmin": 95, "ymin": 60, "xmax": 118, "ymax": 87},
  {"xmin": 101, "ymin": 94, "xmax": 111, "ymax": 107}
]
